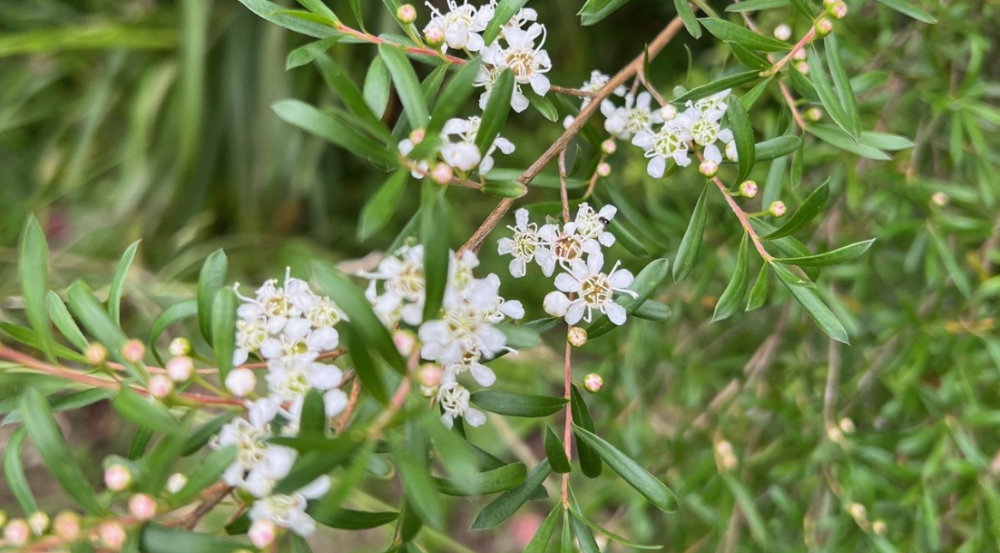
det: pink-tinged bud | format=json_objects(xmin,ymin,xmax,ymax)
[
  {"xmin": 827, "ymin": 0, "xmax": 847, "ymax": 19},
  {"xmin": 716, "ymin": 440, "xmax": 733, "ymax": 457},
  {"xmin": 805, "ymin": 107, "xmax": 823, "ymax": 122},
  {"xmin": 248, "ymin": 520, "xmax": 277, "ymax": 548},
  {"xmin": 409, "ymin": 128, "xmax": 426, "ymax": 145},
  {"xmin": 393, "ymin": 330, "xmax": 416, "ymax": 356},
  {"xmin": 424, "ymin": 27, "xmax": 445, "ymax": 46},
  {"xmin": 104, "ymin": 464, "xmax": 133, "ymax": 491},
  {"xmin": 53, "ymin": 511, "xmax": 81, "ymax": 541},
  {"xmin": 872, "ymin": 520, "xmax": 886, "ymax": 535},
  {"xmin": 600, "ymin": 139, "xmax": 617, "ymax": 155},
  {"xmin": 568, "ymin": 327, "xmax": 588, "ymax": 348},
  {"xmin": 148, "ymin": 375, "xmax": 173, "ymax": 399},
  {"xmin": 85, "ymin": 342, "xmax": 108, "ymax": 366},
  {"xmin": 721, "ymin": 454, "xmax": 739, "ymax": 470},
  {"xmin": 768, "ymin": 201, "xmax": 787, "ymax": 218},
  {"xmin": 739, "ymin": 180, "xmax": 758, "ymax": 199},
  {"xmin": 430, "ymin": 162, "xmax": 453, "ymax": 185},
  {"xmin": 166, "ymin": 356, "xmax": 194, "ymax": 382},
  {"xmin": 814, "ymin": 17, "xmax": 833, "ymax": 37},
  {"xmin": 418, "ymin": 364, "xmax": 442, "ymax": 388},
  {"xmin": 659, "ymin": 104, "xmax": 678, "ymax": 121},
  {"xmin": 583, "ymin": 373, "xmax": 603, "ymax": 393},
  {"xmin": 3, "ymin": 519, "xmax": 30, "ymax": 546},
  {"xmin": 166, "ymin": 473, "xmax": 188, "ymax": 494},
  {"xmin": 225, "ymin": 368, "xmax": 256, "ymax": 397},
  {"xmin": 98, "ymin": 522, "xmax": 127, "ymax": 551},
  {"xmin": 931, "ymin": 191, "xmax": 949, "ymax": 206},
  {"xmin": 122, "ymin": 339, "xmax": 146, "ymax": 364},
  {"xmin": 168, "ymin": 337, "xmax": 191, "ymax": 357},
  {"xmin": 396, "ymin": 4, "xmax": 417, "ymax": 24},
  {"xmin": 848, "ymin": 502, "xmax": 867, "ymax": 522},
  {"xmin": 27, "ymin": 512, "xmax": 49, "ymax": 536},
  {"xmin": 793, "ymin": 48, "xmax": 807, "ymax": 61},
  {"xmin": 699, "ymin": 160, "xmax": 719, "ymax": 178},
  {"xmin": 129, "ymin": 494, "xmax": 157, "ymax": 521},
  {"xmin": 596, "ymin": 162, "xmax": 612, "ymax": 177},
  {"xmin": 839, "ymin": 417, "xmax": 856, "ymax": 434},
  {"xmin": 773, "ymin": 23, "xmax": 792, "ymax": 41},
  {"xmin": 796, "ymin": 61, "xmax": 810, "ymax": 75}
]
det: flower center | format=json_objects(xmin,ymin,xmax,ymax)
[
  {"xmin": 504, "ymin": 49, "xmax": 536, "ymax": 80},
  {"xmin": 308, "ymin": 299, "xmax": 341, "ymax": 328},
  {"xmin": 390, "ymin": 263, "xmax": 424, "ymax": 299},
  {"xmin": 237, "ymin": 319, "xmax": 268, "ymax": 350},
  {"xmin": 262, "ymin": 293, "xmax": 291, "ymax": 318},
  {"xmin": 513, "ymin": 232, "xmax": 537, "ymax": 259},
  {"xmin": 653, "ymin": 127, "xmax": 687, "ymax": 157},
  {"xmin": 626, "ymin": 108, "xmax": 651, "ymax": 133},
  {"xmin": 580, "ymin": 274, "xmax": 613, "ymax": 307},
  {"xmin": 552, "ymin": 234, "xmax": 583, "ymax": 261},
  {"xmin": 261, "ymin": 494, "xmax": 304, "ymax": 524},
  {"xmin": 691, "ymin": 119, "xmax": 719, "ymax": 146}
]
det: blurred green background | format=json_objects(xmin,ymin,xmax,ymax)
[{"xmin": 3, "ymin": 0, "xmax": 1000, "ymax": 551}]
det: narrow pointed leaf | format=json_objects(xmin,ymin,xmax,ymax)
[
  {"xmin": 727, "ymin": 95, "xmax": 756, "ymax": 183},
  {"xmin": 47, "ymin": 291, "xmax": 89, "ymax": 352},
  {"xmin": 20, "ymin": 215, "xmax": 54, "ymax": 360},
  {"xmin": 523, "ymin": 505, "xmax": 560, "ymax": 553},
  {"xmin": 197, "ymin": 249, "xmax": 228, "ymax": 343},
  {"xmin": 713, "ymin": 234, "xmax": 750, "ymax": 321},
  {"xmin": 140, "ymin": 525, "xmax": 246, "ymax": 553},
  {"xmin": 571, "ymin": 385, "xmax": 602, "ymax": 477},
  {"xmin": 211, "ymin": 288, "xmax": 237, "ymax": 382},
  {"xmin": 390, "ymin": 434, "xmax": 442, "ymax": 529},
  {"xmin": 699, "ymin": 18, "xmax": 792, "ymax": 51},
  {"xmin": 379, "ymin": 43, "xmax": 428, "ymax": 128},
  {"xmin": 273, "ymin": 100, "xmax": 396, "ymax": 164},
  {"xmin": 754, "ymin": 135, "xmax": 800, "ymax": 161},
  {"xmin": 673, "ymin": 70, "xmax": 761, "ymax": 103},
  {"xmin": 775, "ymin": 239, "xmax": 875, "ymax": 267},
  {"xmin": 673, "ymin": 184, "xmax": 709, "ymax": 282},
  {"xmin": 771, "ymin": 264, "xmax": 849, "ymax": 343},
  {"xmin": 483, "ymin": 0, "xmax": 530, "ymax": 43},
  {"xmin": 573, "ymin": 425, "xmax": 678, "ymax": 511},
  {"xmin": 875, "ymin": 0, "xmax": 937, "ymax": 23},
  {"xmin": 149, "ymin": 299, "xmax": 198, "ymax": 366},
  {"xmin": 746, "ymin": 264, "xmax": 769, "ymax": 310},
  {"xmin": 763, "ymin": 181, "xmax": 830, "ymax": 239},
  {"xmin": 363, "ymin": 56, "xmax": 391, "ymax": 119},
  {"xmin": 421, "ymin": 185, "xmax": 450, "ymax": 322},
  {"xmin": 169, "ymin": 446, "xmax": 238, "ymax": 507},
  {"xmin": 112, "ymin": 388, "xmax": 180, "ymax": 434},
  {"xmin": 4, "ymin": 427, "xmax": 37, "ymax": 514},
  {"xmin": 314, "ymin": 54, "xmax": 388, "ymax": 139},
  {"xmin": 588, "ymin": 258, "xmax": 670, "ymax": 338},
  {"xmin": 470, "ymin": 459, "xmax": 552, "ymax": 530},
  {"xmin": 427, "ymin": 58, "xmax": 483, "ymax": 136},
  {"xmin": 108, "ymin": 241, "xmax": 140, "ymax": 325},
  {"xmin": 674, "ymin": 0, "xmax": 702, "ymax": 38},
  {"xmin": 359, "ymin": 170, "xmax": 408, "ymax": 241},
  {"xmin": 434, "ymin": 462, "xmax": 526, "ymax": 496},
  {"xmin": 476, "ymin": 69, "xmax": 514, "ymax": 153},
  {"xmin": 578, "ymin": 0, "xmax": 632, "ymax": 25},
  {"xmin": 544, "ymin": 426, "xmax": 572, "ymax": 473},
  {"xmin": 470, "ymin": 391, "xmax": 567, "ymax": 417},
  {"xmin": 808, "ymin": 48, "xmax": 853, "ymax": 138},
  {"xmin": 825, "ymin": 35, "xmax": 861, "ymax": 139},
  {"xmin": 807, "ymin": 124, "xmax": 890, "ymax": 160}
]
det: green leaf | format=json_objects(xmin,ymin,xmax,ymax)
[
  {"xmin": 149, "ymin": 299, "xmax": 198, "ymax": 366},
  {"xmin": 484, "ymin": 0, "xmax": 530, "ymax": 43},
  {"xmin": 771, "ymin": 263, "xmax": 849, "ymax": 343},
  {"xmin": 875, "ymin": 0, "xmax": 937, "ymax": 23},
  {"xmin": 807, "ymin": 124, "xmax": 890, "ymax": 160},
  {"xmin": 754, "ymin": 135, "xmax": 801, "ymax": 161},
  {"xmin": 4, "ymin": 389, "xmax": 114, "ymax": 426},
  {"xmin": 129, "ymin": 427, "xmax": 153, "ymax": 460},
  {"xmin": 0, "ymin": 323, "xmax": 84, "ymax": 363},
  {"xmin": 169, "ymin": 446, "xmax": 237, "ymax": 507},
  {"xmin": 776, "ymin": 239, "xmax": 875, "ymax": 267},
  {"xmin": 307, "ymin": 442, "xmax": 375, "ymax": 525},
  {"xmin": 808, "ymin": 48, "xmax": 854, "ymax": 139},
  {"xmin": 573, "ymin": 425, "xmax": 678, "ymax": 511},
  {"xmin": 140, "ymin": 525, "xmax": 247, "ymax": 553},
  {"xmin": 825, "ymin": 35, "xmax": 861, "ymax": 139},
  {"xmin": 314, "ymin": 509, "xmax": 399, "ymax": 530},
  {"xmin": 788, "ymin": 0, "xmax": 814, "ymax": 19},
  {"xmin": 390, "ymin": 433, "xmax": 442, "ymax": 528},
  {"xmin": 138, "ymin": 414, "xmax": 192, "ymax": 493},
  {"xmin": 295, "ymin": 0, "xmax": 338, "ymax": 22},
  {"xmin": 588, "ymin": 258, "xmax": 671, "ymax": 338},
  {"xmin": 67, "ymin": 280, "xmax": 142, "ymax": 378},
  {"xmin": 571, "ymin": 385, "xmax": 602, "ymax": 478},
  {"xmin": 314, "ymin": 54, "xmax": 389, "ymax": 139},
  {"xmin": 434, "ymin": 462, "xmax": 527, "ymax": 496},
  {"xmin": 728, "ymin": 42, "xmax": 770, "ymax": 71},
  {"xmin": 674, "ymin": 0, "xmax": 702, "ymax": 38},
  {"xmin": 470, "ymin": 391, "xmax": 567, "ymax": 417},
  {"xmin": 927, "ymin": 228, "xmax": 972, "ymax": 298},
  {"xmin": 578, "ymin": 0, "xmax": 632, "ymax": 25},
  {"xmin": 633, "ymin": 300, "xmax": 673, "ymax": 321},
  {"xmin": 495, "ymin": 323, "xmax": 541, "ymax": 349},
  {"xmin": 673, "ymin": 184, "xmax": 709, "ymax": 282},
  {"xmin": 427, "ymin": 58, "xmax": 483, "ymax": 136},
  {"xmin": 47, "ymin": 291, "xmax": 89, "ymax": 352},
  {"xmin": 4, "ymin": 427, "xmax": 37, "ymax": 514},
  {"xmin": 108, "ymin": 241, "xmax": 140, "ymax": 325},
  {"xmin": 721, "ymin": 472, "xmax": 772, "ymax": 545},
  {"xmin": 421, "ymin": 186, "xmax": 450, "ymax": 322},
  {"xmin": 561, "ymin": 510, "xmax": 573, "ymax": 553},
  {"xmin": 568, "ymin": 504, "xmax": 664, "ymax": 550},
  {"xmin": 21, "ymin": 388, "xmax": 103, "ymax": 514},
  {"xmin": 763, "ymin": 180, "xmax": 830, "ymax": 239},
  {"xmin": 523, "ymin": 505, "xmax": 560, "ymax": 553},
  {"xmin": 313, "ymin": 262, "xmax": 407, "ymax": 373},
  {"xmin": 476, "ymin": 69, "xmax": 514, "ymax": 154},
  {"xmin": 470, "ymin": 459, "xmax": 552, "ymax": 530},
  {"xmin": 746, "ymin": 263, "xmax": 769, "ymax": 310},
  {"xmin": 725, "ymin": 0, "xmax": 790, "ymax": 11},
  {"xmin": 713, "ymin": 234, "xmax": 750, "ymax": 321},
  {"xmin": 274, "ymin": 435, "xmax": 359, "ymax": 494},
  {"xmin": 727, "ymin": 95, "xmax": 756, "ymax": 183},
  {"xmin": 299, "ymin": 389, "xmax": 326, "ymax": 437},
  {"xmin": 182, "ymin": 411, "xmax": 238, "ymax": 456},
  {"xmin": 673, "ymin": 70, "xmax": 761, "ymax": 103},
  {"xmin": 359, "ymin": 172, "xmax": 408, "ymax": 241},
  {"xmin": 344, "ymin": 325, "xmax": 388, "ymax": 404},
  {"xmin": 699, "ymin": 18, "xmax": 791, "ymax": 51},
  {"xmin": 482, "ymin": 180, "xmax": 528, "ymax": 198},
  {"xmin": 544, "ymin": 426, "xmax": 572, "ymax": 474},
  {"xmin": 526, "ymin": 90, "xmax": 559, "ymax": 122},
  {"xmin": 112, "ymin": 388, "xmax": 180, "ymax": 434},
  {"xmin": 272, "ymin": 100, "xmax": 396, "ymax": 165},
  {"xmin": 379, "ymin": 43, "xmax": 429, "ymax": 128},
  {"xmin": 741, "ymin": 76, "xmax": 773, "ymax": 109},
  {"xmin": 286, "ymin": 36, "xmax": 339, "ymax": 69},
  {"xmin": 236, "ymin": 0, "xmax": 340, "ymax": 39},
  {"xmin": 196, "ymin": 249, "xmax": 228, "ymax": 344},
  {"xmin": 211, "ymin": 288, "xmax": 237, "ymax": 382},
  {"xmin": 860, "ymin": 131, "xmax": 914, "ymax": 151},
  {"xmin": 20, "ymin": 215, "xmax": 54, "ymax": 361},
  {"xmin": 364, "ymin": 56, "xmax": 391, "ymax": 119},
  {"xmin": 571, "ymin": 513, "xmax": 601, "ymax": 553}
]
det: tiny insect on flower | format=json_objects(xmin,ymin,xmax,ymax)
[
  {"xmin": 166, "ymin": 355, "xmax": 194, "ymax": 382},
  {"xmin": 396, "ymin": 4, "xmax": 417, "ymax": 24},
  {"xmin": 249, "ymin": 519, "xmax": 278, "ymax": 548},
  {"xmin": 169, "ymin": 337, "xmax": 192, "ymax": 356},
  {"xmin": 768, "ymin": 201, "xmax": 787, "ymax": 218},
  {"xmin": 773, "ymin": 23, "xmax": 792, "ymax": 41},
  {"xmin": 225, "ymin": 367, "xmax": 257, "ymax": 397},
  {"xmin": 122, "ymin": 338, "xmax": 146, "ymax": 363},
  {"xmin": 85, "ymin": 342, "xmax": 108, "ymax": 365},
  {"xmin": 597, "ymin": 162, "xmax": 611, "ymax": 177},
  {"xmin": 148, "ymin": 375, "xmax": 173, "ymax": 399},
  {"xmin": 568, "ymin": 327, "xmax": 588, "ymax": 348},
  {"xmin": 583, "ymin": 373, "xmax": 603, "ymax": 392},
  {"xmin": 815, "ymin": 17, "xmax": 834, "ymax": 37},
  {"xmin": 3, "ymin": 519, "xmax": 30, "ymax": 546},
  {"xmin": 739, "ymin": 180, "xmax": 758, "ymax": 199},
  {"xmin": 104, "ymin": 464, "xmax": 133, "ymax": 491},
  {"xmin": 98, "ymin": 522, "xmax": 127, "ymax": 551},
  {"xmin": 53, "ymin": 511, "xmax": 81, "ymax": 541},
  {"xmin": 27, "ymin": 511, "xmax": 49, "ymax": 536},
  {"xmin": 166, "ymin": 473, "xmax": 188, "ymax": 494},
  {"xmin": 129, "ymin": 494, "xmax": 157, "ymax": 521}
]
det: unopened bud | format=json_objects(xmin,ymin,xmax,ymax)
[
  {"xmin": 716, "ymin": 440, "xmax": 734, "ymax": 457},
  {"xmin": 28, "ymin": 512, "xmax": 49, "ymax": 536},
  {"xmin": 583, "ymin": 373, "xmax": 603, "ymax": 393},
  {"xmin": 722, "ymin": 454, "xmax": 739, "ymax": 470},
  {"xmin": 793, "ymin": 48, "xmax": 807, "ymax": 61},
  {"xmin": 418, "ymin": 364, "xmax": 442, "ymax": 389},
  {"xmin": 393, "ymin": 330, "xmax": 416, "ymax": 356},
  {"xmin": 814, "ymin": 17, "xmax": 833, "ymax": 37},
  {"xmin": 660, "ymin": 104, "xmax": 678, "ymax": 121},
  {"xmin": 839, "ymin": 417, "xmax": 856, "ymax": 434},
  {"xmin": 225, "ymin": 367, "xmax": 256, "ymax": 397},
  {"xmin": 148, "ymin": 375, "xmax": 173, "ymax": 399},
  {"xmin": 396, "ymin": 4, "xmax": 417, "ymax": 24},
  {"xmin": 129, "ymin": 494, "xmax": 157, "ymax": 521},
  {"xmin": 805, "ymin": 107, "xmax": 823, "ymax": 121},
  {"xmin": 568, "ymin": 327, "xmax": 588, "ymax": 348},
  {"xmin": 600, "ymin": 139, "xmax": 617, "ymax": 155},
  {"xmin": 848, "ymin": 502, "xmax": 867, "ymax": 522},
  {"xmin": 409, "ymin": 128, "xmax": 426, "ymax": 145},
  {"xmin": 3, "ymin": 519, "xmax": 29, "ymax": 546},
  {"xmin": 104, "ymin": 464, "xmax": 133, "ymax": 491},
  {"xmin": 430, "ymin": 162, "xmax": 453, "ymax": 185},
  {"xmin": 872, "ymin": 519, "xmax": 886, "ymax": 535},
  {"xmin": 796, "ymin": 61, "xmax": 810, "ymax": 75},
  {"xmin": 168, "ymin": 337, "xmax": 191, "ymax": 357},
  {"xmin": 827, "ymin": 0, "xmax": 847, "ymax": 19},
  {"xmin": 596, "ymin": 162, "xmax": 612, "ymax": 177},
  {"xmin": 827, "ymin": 425, "xmax": 844, "ymax": 443},
  {"xmin": 166, "ymin": 473, "xmax": 188, "ymax": 494},
  {"xmin": 85, "ymin": 342, "xmax": 108, "ymax": 366},
  {"xmin": 98, "ymin": 522, "xmax": 127, "ymax": 551},
  {"xmin": 773, "ymin": 23, "xmax": 792, "ymax": 41},
  {"xmin": 768, "ymin": 201, "xmax": 787, "ymax": 218},
  {"xmin": 699, "ymin": 160, "xmax": 719, "ymax": 178},
  {"xmin": 931, "ymin": 191, "xmax": 949, "ymax": 206},
  {"xmin": 248, "ymin": 520, "xmax": 277, "ymax": 548},
  {"xmin": 166, "ymin": 356, "xmax": 194, "ymax": 382},
  {"xmin": 122, "ymin": 339, "xmax": 146, "ymax": 364},
  {"xmin": 424, "ymin": 26, "xmax": 444, "ymax": 46},
  {"xmin": 739, "ymin": 180, "xmax": 758, "ymax": 199},
  {"xmin": 53, "ymin": 511, "xmax": 81, "ymax": 542}
]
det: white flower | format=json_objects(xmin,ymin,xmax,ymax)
[
  {"xmin": 548, "ymin": 254, "xmax": 638, "ymax": 325},
  {"xmin": 632, "ymin": 122, "xmax": 693, "ymax": 177},
  {"xmin": 248, "ymin": 476, "xmax": 330, "ymax": 537},
  {"xmin": 481, "ymin": 23, "xmax": 552, "ymax": 111},
  {"xmin": 441, "ymin": 116, "xmax": 514, "ymax": 174},
  {"xmin": 497, "ymin": 208, "xmax": 552, "ymax": 278},
  {"xmin": 579, "ymin": 70, "xmax": 626, "ymax": 109},
  {"xmin": 423, "ymin": 0, "xmax": 493, "ymax": 53},
  {"xmin": 225, "ymin": 367, "xmax": 257, "ymax": 397},
  {"xmin": 571, "ymin": 203, "xmax": 618, "ymax": 249},
  {"xmin": 437, "ymin": 379, "xmax": 486, "ymax": 428},
  {"xmin": 601, "ymin": 92, "xmax": 662, "ymax": 140},
  {"xmin": 476, "ymin": 65, "xmax": 530, "ymax": 113},
  {"xmin": 214, "ymin": 415, "xmax": 275, "ymax": 488},
  {"xmin": 265, "ymin": 353, "xmax": 346, "ymax": 418},
  {"xmin": 537, "ymin": 218, "xmax": 604, "ymax": 273},
  {"xmin": 398, "ymin": 137, "xmax": 431, "ymax": 178}
]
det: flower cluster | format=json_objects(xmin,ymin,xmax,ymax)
[
  {"xmin": 498, "ymin": 204, "xmax": 638, "ymax": 327},
  {"xmin": 399, "ymin": 116, "xmax": 515, "ymax": 179}
]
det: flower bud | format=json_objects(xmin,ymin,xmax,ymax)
[
  {"xmin": 148, "ymin": 375, "xmax": 173, "ymax": 399},
  {"xmin": 396, "ymin": 4, "xmax": 417, "ymax": 24},
  {"xmin": 600, "ymin": 139, "xmax": 617, "ymax": 155},
  {"xmin": 716, "ymin": 440, "xmax": 734, "ymax": 457},
  {"xmin": 839, "ymin": 417, "xmax": 856, "ymax": 434},
  {"xmin": 129, "ymin": 494, "xmax": 157, "ymax": 521},
  {"xmin": 796, "ymin": 61, "xmax": 810, "ymax": 75},
  {"xmin": 872, "ymin": 519, "xmax": 886, "ymax": 535},
  {"xmin": 568, "ymin": 327, "xmax": 588, "ymax": 348},
  {"xmin": 104, "ymin": 464, "xmax": 133, "ymax": 491},
  {"xmin": 430, "ymin": 162, "xmax": 453, "ymax": 185},
  {"xmin": 660, "ymin": 104, "xmax": 678, "ymax": 121},
  {"xmin": 739, "ymin": 180, "xmax": 758, "ymax": 199},
  {"xmin": 931, "ymin": 191, "xmax": 949, "ymax": 206},
  {"xmin": 28, "ymin": 511, "xmax": 49, "ymax": 536},
  {"xmin": 393, "ymin": 330, "xmax": 416, "ymax": 357},
  {"xmin": 596, "ymin": 162, "xmax": 612, "ymax": 177},
  {"xmin": 248, "ymin": 520, "xmax": 277, "ymax": 548},
  {"xmin": 98, "ymin": 522, "xmax": 127, "ymax": 551},
  {"xmin": 814, "ymin": 17, "xmax": 833, "ymax": 37},
  {"xmin": 793, "ymin": 48, "xmax": 807, "ymax": 61},
  {"xmin": 225, "ymin": 367, "xmax": 256, "ymax": 397},
  {"xmin": 3, "ymin": 519, "xmax": 29, "ymax": 546},
  {"xmin": 168, "ymin": 337, "xmax": 191, "ymax": 357},
  {"xmin": 848, "ymin": 502, "xmax": 867, "ymax": 522},
  {"xmin": 85, "ymin": 342, "xmax": 108, "ymax": 366},
  {"xmin": 805, "ymin": 107, "xmax": 823, "ymax": 122},
  {"xmin": 166, "ymin": 473, "xmax": 188, "ymax": 494},
  {"xmin": 409, "ymin": 128, "xmax": 426, "ymax": 145},
  {"xmin": 699, "ymin": 160, "xmax": 719, "ymax": 178},
  {"xmin": 166, "ymin": 356, "xmax": 194, "ymax": 382},
  {"xmin": 583, "ymin": 373, "xmax": 603, "ymax": 393},
  {"xmin": 722, "ymin": 454, "xmax": 739, "ymax": 470},
  {"xmin": 122, "ymin": 339, "xmax": 146, "ymax": 363},
  {"xmin": 826, "ymin": 424, "xmax": 844, "ymax": 443},
  {"xmin": 418, "ymin": 364, "xmax": 442, "ymax": 389},
  {"xmin": 827, "ymin": 0, "xmax": 847, "ymax": 19},
  {"xmin": 768, "ymin": 201, "xmax": 787, "ymax": 218},
  {"xmin": 773, "ymin": 23, "xmax": 792, "ymax": 41},
  {"xmin": 424, "ymin": 26, "xmax": 445, "ymax": 47},
  {"xmin": 53, "ymin": 511, "xmax": 81, "ymax": 542}
]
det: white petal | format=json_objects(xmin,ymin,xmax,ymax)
[
  {"xmin": 283, "ymin": 318, "xmax": 312, "ymax": 339},
  {"xmin": 470, "ymin": 363, "xmax": 496, "ymax": 387},
  {"xmin": 307, "ymin": 363, "xmax": 343, "ymax": 390},
  {"xmin": 705, "ymin": 144, "xmax": 722, "ymax": 164},
  {"xmin": 479, "ymin": 154, "xmax": 495, "ymax": 175},
  {"xmin": 323, "ymin": 389, "xmax": 349, "ymax": 417},
  {"xmin": 535, "ymin": 249, "xmax": 556, "ymax": 277},
  {"xmin": 609, "ymin": 268, "xmax": 635, "ymax": 289},
  {"xmin": 299, "ymin": 475, "xmax": 331, "ymax": 499},
  {"xmin": 598, "ymin": 231, "xmax": 616, "ymax": 247},
  {"xmin": 598, "ymin": 205, "xmax": 617, "ymax": 220},
  {"xmin": 511, "ymin": 90, "xmax": 529, "ymax": 112},
  {"xmin": 543, "ymin": 291, "xmax": 570, "ymax": 317},
  {"xmin": 554, "ymin": 273, "xmax": 580, "ymax": 293},
  {"xmin": 306, "ymin": 327, "xmax": 339, "ymax": 351},
  {"xmin": 647, "ymin": 156, "xmax": 666, "ymax": 178},
  {"xmin": 494, "ymin": 137, "xmax": 516, "ymax": 154},
  {"xmin": 497, "ymin": 237, "xmax": 515, "ymax": 255},
  {"xmin": 500, "ymin": 300, "xmax": 524, "ymax": 320},
  {"xmin": 464, "ymin": 407, "xmax": 487, "ymax": 427},
  {"xmin": 509, "ymin": 257, "xmax": 527, "ymax": 278},
  {"xmin": 565, "ymin": 302, "xmax": 586, "ymax": 325},
  {"xmin": 606, "ymin": 302, "xmax": 627, "ymax": 326},
  {"xmin": 529, "ymin": 74, "xmax": 550, "ymax": 96}
]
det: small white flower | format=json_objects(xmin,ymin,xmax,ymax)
[
  {"xmin": 248, "ymin": 476, "xmax": 330, "ymax": 537},
  {"xmin": 225, "ymin": 368, "xmax": 257, "ymax": 397},
  {"xmin": 537, "ymin": 222, "xmax": 601, "ymax": 273},
  {"xmin": 481, "ymin": 23, "xmax": 552, "ymax": 110},
  {"xmin": 497, "ymin": 208, "xmax": 550, "ymax": 278},
  {"xmin": 441, "ymin": 116, "xmax": 514, "ymax": 174},
  {"xmin": 398, "ymin": 136, "xmax": 431, "ymax": 178},
  {"xmin": 571, "ymin": 203, "xmax": 618, "ymax": 249},
  {"xmin": 632, "ymin": 123, "xmax": 692, "ymax": 177},
  {"xmin": 437, "ymin": 379, "xmax": 486, "ymax": 428},
  {"xmin": 579, "ymin": 70, "xmax": 626, "ymax": 109},
  {"xmin": 423, "ymin": 0, "xmax": 493, "ymax": 53},
  {"xmin": 601, "ymin": 92, "xmax": 663, "ymax": 139},
  {"xmin": 549, "ymin": 254, "xmax": 638, "ymax": 325},
  {"xmin": 476, "ymin": 65, "xmax": 530, "ymax": 113}
]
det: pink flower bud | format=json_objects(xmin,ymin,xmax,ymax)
[
  {"xmin": 129, "ymin": 494, "xmax": 157, "ymax": 521},
  {"xmin": 166, "ymin": 473, "xmax": 188, "ymax": 494},
  {"xmin": 424, "ymin": 27, "xmax": 445, "ymax": 46},
  {"xmin": 739, "ymin": 180, "xmax": 758, "ymax": 199},
  {"xmin": 409, "ymin": 128, "xmax": 426, "ymax": 145},
  {"xmin": 53, "ymin": 511, "xmax": 81, "ymax": 541},
  {"xmin": 248, "ymin": 520, "xmax": 277, "ymax": 548},
  {"xmin": 796, "ymin": 61, "xmax": 810, "ymax": 75},
  {"xmin": 104, "ymin": 464, "xmax": 133, "ymax": 491},
  {"xmin": 596, "ymin": 162, "xmax": 611, "ymax": 177},
  {"xmin": 168, "ymin": 337, "xmax": 191, "ymax": 357},
  {"xmin": 393, "ymin": 330, "xmax": 416, "ymax": 356},
  {"xmin": 148, "ymin": 375, "xmax": 173, "ymax": 399},
  {"xmin": 85, "ymin": 342, "xmax": 108, "ymax": 366},
  {"xmin": 166, "ymin": 356, "xmax": 194, "ymax": 382},
  {"xmin": 3, "ymin": 519, "xmax": 30, "ymax": 546},
  {"xmin": 699, "ymin": 160, "xmax": 719, "ymax": 178},
  {"xmin": 768, "ymin": 201, "xmax": 787, "ymax": 218},
  {"xmin": 659, "ymin": 104, "xmax": 678, "ymax": 121},
  {"xmin": 225, "ymin": 368, "xmax": 256, "ymax": 397},
  {"xmin": 396, "ymin": 4, "xmax": 417, "ymax": 24},
  {"xmin": 418, "ymin": 364, "xmax": 442, "ymax": 388},
  {"xmin": 827, "ymin": 0, "xmax": 847, "ymax": 19},
  {"xmin": 773, "ymin": 24, "xmax": 792, "ymax": 41},
  {"xmin": 930, "ymin": 191, "xmax": 949, "ymax": 206},
  {"xmin": 814, "ymin": 17, "xmax": 833, "ymax": 37},
  {"xmin": 28, "ymin": 511, "xmax": 49, "ymax": 536},
  {"xmin": 600, "ymin": 139, "xmax": 617, "ymax": 155},
  {"xmin": 793, "ymin": 48, "xmax": 807, "ymax": 61},
  {"xmin": 805, "ymin": 107, "xmax": 823, "ymax": 121},
  {"xmin": 430, "ymin": 162, "xmax": 453, "ymax": 185},
  {"xmin": 122, "ymin": 339, "xmax": 146, "ymax": 364},
  {"xmin": 98, "ymin": 522, "xmax": 127, "ymax": 551},
  {"xmin": 583, "ymin": 373, "xmax": 603, "ymax": 393},
  {"xmin": 568, "ymin": 327, "xmax": 588, "ymax": 348}
]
